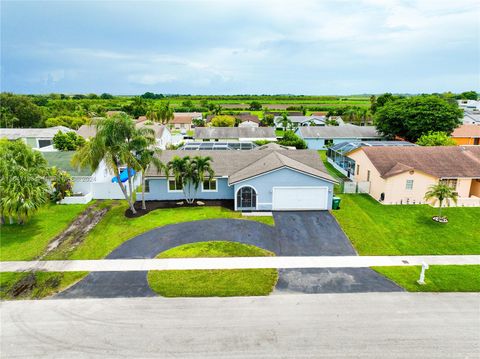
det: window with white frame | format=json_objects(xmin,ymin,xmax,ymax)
[
  {"xmin": 405, "ymin": 179, "xmax": 414, "ymax": 190},
  {"xmin": 168, "ymin": 179, "xmax": 183, "ymax": 191},
  {"xmin": 202, "ymin": 178, "xmax": 217, "ymax": 191}
]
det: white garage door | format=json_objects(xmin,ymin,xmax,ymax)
[{"xmin": 272, "ymin": 187, "xmax": 328, "ymax": 211}]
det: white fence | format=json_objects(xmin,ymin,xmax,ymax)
[
  {"xmin": 344, "ymin": 181, "xmax": 370, "ymax": 194},
  {"xmin": 60, "ymin": 192, "xmax": 93, "ymax": 204}
]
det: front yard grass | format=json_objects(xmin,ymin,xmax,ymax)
[
  {"xmin": 373, "ymin": 265, "xmax": 480, "ymax": 292},
  {"xmin": 0, "ymin": 271, "xmax": 88, "ymax": 300},
  {"xmin": 332, "ymin": 194, "xmax": 480, "ymax": 255},
  {"xmin": 148, "ymin": 241, "xmax": 278, "ymax": 297},
  {"xmin": 49, "ymin": 202, "xmax": 274, "ymax": 260},
  {"xmin": 0, "ymin": 204, "xmax": 89, "ymax": 261}
]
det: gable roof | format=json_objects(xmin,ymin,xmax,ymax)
[
  {"xmin": 297, "ymin": 124, "xmax": 381, "ymax": 139},
  {"xmin": 147, "ymin": 149, "xmax": 336, "ymax": 184},
  {"xmin": 77, "ymin": 125, "xmax": 97, "ymax": 139},
  {"xmin": 0, "ymin": 126, "xmax": 73, "ymax": 140},
  {"xmin": 361, "ymin": 146, "xmax": 480, "ymax": 179},
  {"xmin": 42, "ymin": 151, "xmax": 94, "ymax": 176},
  {"xmin": 452, "ymin": 124, "xmax": 480, "ymax": 138},
  {"xmin": 171, "ymin": 112, "xmax": 202, "ymax": 124},
  {"xmin": 135, "ymin": 122, "xmax": 167, "ymax": 139},
  {"xmin": 194, "ymin": 127, "xmax": 276, "ymax": 139}
]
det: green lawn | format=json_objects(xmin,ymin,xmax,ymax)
[
  {"xmin": 373, "ymin": 265, "xmax": 480, "ymax": 292},
  {"xmin": 47, "ymin": 202, "xmax": 274, "ymax": 260},
  {"xmin": 0, "ymin": 204, "xmax": 89, "ymax": 261},
  {"xmin": 318, "ymin": 150, "xmax": 346, "ymax": 193},
  {"xmin": 333, "ymin": 194, "xmax": 480, "ymax": 255},
  {"xmin": 0, "ymin": 272, "xmax": 88, "ymax": 300},
  {"xmin": 148, "ymin": 241, "xmax": 278, "ymax": 297}
]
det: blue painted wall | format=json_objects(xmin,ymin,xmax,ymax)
[
  {"xmin": 233, "ymin": 167, "xmax": 334, "ymax": 210},
  {"xmin": 140, "ymin": 177, "xmax": 234, "ymax": 201}
]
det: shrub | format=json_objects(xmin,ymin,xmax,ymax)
[
  {"xmin": 53, "ymin": 131, "xmax": 86, "ymax": 151},
  {"xmin": 210, "ymin": 115, "xmax": 236, "ymax": 127},
  {"xmin": 277, "ymin": 131, "xmax": 307, "ymax": 149},
  {"xmin": 51, "ymin": 169, "xmax": 73, "ymax": 202}
]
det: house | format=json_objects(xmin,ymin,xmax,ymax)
[
  {"xmin": 296, "ymin": 124, "xmax": 383, "ymax": 150},
  {"xmin": 274, "ymin": 115, "xmax": 326, "ymax": 128},
  {"xmin": 42, "ymin": 151, "xmax": 140, "ymax": 203},
  {"xmin": 206, "ymin": 113, "xmax": 260, "ymax": 127},
  {"xmin": 451, "ymin": 125, "xmax": 480, "ymax": 145},
  {"xmin": 170, "ymin": 112, "xmax": 202, "ymax": 131},
  {"xmin": 0, "ymin": 126, "xmax": 74, "ymax": 149},
  {"xmin": 77, "ymin": 123, "xmax": 172, "ymax": 149},
  {"xmin": 457, "ymin": 100, "xmax": 480, "ymax": 110},
  {"xmin": 347, "ymin": 146, "xmax": 480, "ymax": 207},
  {"xmin": 194, "ymin": 127, "xmax": 277, "ymax": 142},
  {"xmin": 462, "ymin": 109, "xmax": 480, "ymax": 125},
  {"xmin": 326, "ymin": 141, "xmax": 417, "ymax": 178},
  {"xmin": 141, "ymin": 148, "xmax": 337, "ymax": 211}
]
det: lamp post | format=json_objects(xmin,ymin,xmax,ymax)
[{"xmin": 417, "ymin": 262, "xmax": 429, "ymax": 285}]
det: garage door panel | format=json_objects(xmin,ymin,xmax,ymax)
[{"xmin": 273, "ymin": 187, "xmax": 328, "ymax": 211}]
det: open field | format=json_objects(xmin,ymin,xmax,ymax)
[{"xmin": 332, "ymin": 194, "xmax": 480, "ymax": 255}]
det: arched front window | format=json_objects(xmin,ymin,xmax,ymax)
[{"xmin": 236, "ymin": 186, "xmax": 257, "ymax": 210}]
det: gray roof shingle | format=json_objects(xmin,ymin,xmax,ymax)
[
  {"xmin": 298, "ymin": 124, "xmax": 381, "ymax": 139},
  {"xmin": 0, "ymin": 126, "xmax": 74, "ymax": 139}
]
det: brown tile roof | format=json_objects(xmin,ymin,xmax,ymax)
[
  {"xmin": 452, "ymin": 124, "xmax": 480, "ymax": 138},
  {"xmin": 147, "ymin": 149, "xmax": 336, "ymax": 184},
  {"xmin": 76, "ymin": 125, "xmax": 97, "ymax": 139},
  {"xmin": 171, "ymin": 112, "xmax": 202, "ymax": 124},
  {"xmin": 361, "ymin": 146, "xmax": 480, "ymax": 179}
]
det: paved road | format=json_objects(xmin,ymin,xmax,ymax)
[
  {"xmin": 58, "ymin": 212, "xmax": 399, "ymax": 298},
  {"xmin": 2, "ymin": 293, "xmax": 479, "ymax": 358}
]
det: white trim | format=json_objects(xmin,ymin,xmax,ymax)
[
  {"xmin": 234, "ymin": 185, "xmax": 258, "ymax": 211},
  {"xmin": 167, "ymin": 179, "xmax": 183, "ymax": 193},
  {"xmin": 272, "ymin": 186, "xmax": 329, "ymax": 211},
  {"xmin": 230, "ymin": 166, "xmax": 337, "ymax": 185},
  {"xmin": 201, "ymin": 178, "xmax": 218, "ymax": 192}
]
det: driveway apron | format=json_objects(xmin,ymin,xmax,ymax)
[{"xmin": 58, "ymin": 211, "xmax": 401, "ymax": 298}]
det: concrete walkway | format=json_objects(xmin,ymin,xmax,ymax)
[{"xmin": 2, "ymin": 255, "xmax": 479, "ymax": 272}]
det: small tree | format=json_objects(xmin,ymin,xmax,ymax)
[
  {"xmin": 416, "ymin": 131, "xmax": 456, "ymax": 146},
  {"xmin": 53, "ymin": 131, "xmax": 86, "ymax": 151},
  {"xmin": 146, "ymin": 101, "xmax": 174, "ymax": 125},
  {"xmin": 278, "ymin": 131, "xmax": 307, "ymax": 149},
  {"xmin": 261, "ymin": 113, "xmax": 275, "ymax": 127},
  {"xmin": 424, "ymin": 183, "xmax": 458, "ymax": 221},
  {"xmin": 249, "ymin": 101, "xmax": 262, "ymax": 111},
  {"xmin": 51, "ymin": 168, "xmax": 73, "ymax": 202},
  {"xmin": 210, "ymin": 115, "xmax": 235, "ymax": 127},
  {"xmin": 166, "ymin": 156, "xmax": 214, "ymax": 204}
]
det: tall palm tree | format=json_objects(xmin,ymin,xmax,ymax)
[
  {"xmin": 72, "ymin": 114, "xmax": 139, "ymax": 214},
  {"xmin": 166, "ymin": 156, "xmax": 214, "ymax": 204},
  {"xmin": 147, "ymin": 102, "xmax": 174, "ymax": 125},
  {"xmin": 424, "ymin": 183, "xmax": 458, "ymax": 220}
]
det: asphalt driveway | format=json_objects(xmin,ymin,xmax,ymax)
[{"xmin": 58, "ymin": 211, "xmax": 401, "ymax": 298}]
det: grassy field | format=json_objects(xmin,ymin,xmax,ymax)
[
  {"xmin": 0, "ymin": 272, "xmax": 88, "ymax": 300},
  {"xmin": 332, "ymin": 195, "xmax": 480, "ymax": 255},
  {"xmin": 46, "ymin": 202, "xmax": 274, "ymax": 260},
  {"xmin": 0, "ymin": 203, "xmax": 89, "ymax": 261},
  {"xmin": 148, "ymin": 241, "xmax": 278, "ymax": 297},
  {"xmin": 373, "ymin": 265, "xmax": 480, "ymax": 292}
]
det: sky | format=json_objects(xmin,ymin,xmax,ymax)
[{"xmin": 1, "ymin": 0, "xmax": 479, "ymax": 95}]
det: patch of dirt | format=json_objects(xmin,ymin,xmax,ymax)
[
  {"xmin": 126, "ymin": 200, "xmax": 234, "ymax": 218},
  {"xmin": 39, "ymin": 201, "xmax": 112, "ymax": 259},
  {"xmin": 10, "ymin": 272, "xmax": 36, "ymax": 297}
]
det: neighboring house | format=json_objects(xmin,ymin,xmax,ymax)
[
  {"xmin": 274, "ymin": 115, "xmax": 326, "ymax": 128},
  {"xmin": 462, "ymin": 109, "xmax": 480, "ymax": 125},
  {"xmin": 206, "ymin": 113, "xmax": 260, "ymax": 127},
  {"xmin": 194, "ymin": 127, "xmax": 277, "ymax": 142},
  {"xmin": 141, "ymin": 148, "xmax": 337, "ymax": 211},
  {"xmin": 296, "ymin": 124, "xmax": 383, "ymax": 150},
  {"xmin": 77, "ymin": 123, "xmax": 172, "ymax": 149},
  {"xmin": 326, "ymin": 141, "xmax": 417, "ymax": 178},
  {"xmin": 457, "ymin": 100, "xmax": 480, "ymax": 110},
  {"xmin": 43, "ymin": 151, "xmax": 140, "ymax": 203},
  {"xmin": 348, "ymin": 146, "xmax": 480, "ymax": 207},
  {"xmin": 451, "ymin": 125, "xmax": 480, "ymax": 145},
  {"xmin": 0, "ymin": 126, "xmax": 74, "ymax": 149},
  {"xmin": 170, "ymin": 112, "xmax": 202, "ymax": 131}
]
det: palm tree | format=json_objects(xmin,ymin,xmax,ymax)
[
  {"xmin": 166, "ymin": 156, "xmax": 214, "ymax": 204},
  {"xmin": 280, "ymin": 113, "xmax": 292, "ymax": 132},
  {"xmin": 147, "ymin": 102, "xmax": 174, "ymax": 125},
  {"xmin": 424, "ymin": 183, "xmax": 458, "ymax": 220},
  {"xmin": 0, "ymin": 139, "xmax": 50, "ymax": 224},
  {"xmin": 72, "ymin": 114, "xmax": 139, "ymax": 214}
]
